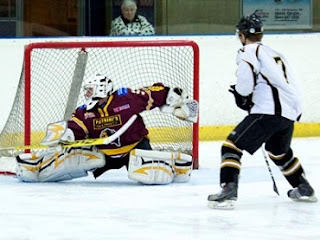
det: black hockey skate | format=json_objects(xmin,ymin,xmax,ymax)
[
  {"xmin": 287, "ymin": 182, "xmax": 318, "ymax": 202},
  {"xmin": 207, "ymin": 182, "xmax": 238, "ymax": 210}
]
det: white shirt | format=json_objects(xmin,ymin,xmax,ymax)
[{"xmin": 235, "ymin": 42, "xmax": 302, "ymax": 121}]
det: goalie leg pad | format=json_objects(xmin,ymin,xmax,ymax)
[
  {"xmin": 128, "ymin": 149, "xmax": 175, "ymax": 185},
  {"xmin": 173, "ymin": 153, "xmax": 193, "ymax": 183},
  {"xmin": 16, "ymin": 146, "xmax": 105, "ymax": 182},
  {"xmin": 16, "ymin": 153, "xmax": 41, "ymax": 182}
]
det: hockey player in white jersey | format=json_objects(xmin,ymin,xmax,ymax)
[{"xmin": 208, "ymin": 13, "xmax": 317, "ymax": 209}]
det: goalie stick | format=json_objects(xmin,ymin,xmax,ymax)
[{"xmin": 0, "ymin": 114, "xmax": 138, "ymax": 152}]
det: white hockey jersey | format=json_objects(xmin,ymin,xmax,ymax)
[{"xmin": 235, "ymin": 42, "xmax": 302, "ymax": 121}]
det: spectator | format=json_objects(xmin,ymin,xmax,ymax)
[{"xmin": 110, "ymin": 0, "xmax": 155, "ymax": 36}]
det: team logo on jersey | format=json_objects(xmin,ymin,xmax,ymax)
[
  {"xmin": 100, "ymin": 128, "xmax": 121, "ymax": 147},
  {"xmin": 93, "ymin": 115, "xmax": 122, "ymax": 129},
  {"xmin": 113, "ymin": 104, "xmax": 130, "ymax": 113}
]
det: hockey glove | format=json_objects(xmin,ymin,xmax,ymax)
[
  {"xmin": 165, "ymin": 87, "xmax": 185, "ymax": 107},
  {"xmin": 229, "ymin": 85, "xmax": 253, "ymax": 111},
  {"xmin": 161, "ymin": 87, "xmax": 187, "ymax": 113},
  {"xmin": 161, "ymin": 87, "xmax": 198, "ymax": 123},
  {"xmin": 173, "ymin": 100, "xmax": 199, "ymax": 123},
  {"xmin": 41, "ymin": 121, "xmax": 75, "ymax": 147}
]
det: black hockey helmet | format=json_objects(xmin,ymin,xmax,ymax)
[{"xmin": 236, "ymin": 12, "xmax": 263, "ymax": 37}]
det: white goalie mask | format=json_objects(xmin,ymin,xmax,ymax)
[{"xmin": 83, "ymin": 74, "xmax": 113, "ymax": 110}]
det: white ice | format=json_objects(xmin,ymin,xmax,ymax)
[{"xmin": 0, "ymin": 138, "xmax": 319, "ymax": 240}]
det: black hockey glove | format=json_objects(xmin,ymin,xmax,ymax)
[{"xmin": 229, "ymin": 85, "xmax": 253, "ymax": 111}]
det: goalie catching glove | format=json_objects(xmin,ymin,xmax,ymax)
[{"xmin": 161, "ymin": 87, "xmax": 199, "ymax": 123}]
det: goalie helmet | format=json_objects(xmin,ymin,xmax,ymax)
[
  {"xmin": 236, "ymin": 12, "xmax": 263, "ymax": 37},
  {"xmin": 83, "ymin": 74, "xmax": 113, "ymax": 110}
]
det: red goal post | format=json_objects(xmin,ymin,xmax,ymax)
[{"xmin": 0, "ymin": 40, "xmax": 200, "ymax": 169}]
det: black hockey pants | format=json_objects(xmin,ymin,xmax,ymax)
[{"xmin": 228, "ymin": 114, "xmax": 294, "ymax": 155}]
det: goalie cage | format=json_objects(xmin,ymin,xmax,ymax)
[{"xmin": 0, "ymin": 40, "xmax": 200, "ymax": 175}]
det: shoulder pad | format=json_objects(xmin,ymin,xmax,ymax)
[
  {"xmin": 117, "ymin": 88, "xmax": 129, "ymax": 96},
  {"xmin": 78, "ymin": 104, "xmax": 86, "ymax": 110}
]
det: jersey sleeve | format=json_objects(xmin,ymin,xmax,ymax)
[
  {"xmin": 66, "ymin": 107, "xmax": 89, "ymax": 140},
  {"xmin": 142, "ymin": 83, "xmax": 168, "ymax": 109},
  {"xmin": 116, "ymin": 83, "xmax": 168, "ymax": 114},
  {"xmin": 235, "ymin": 44, "xmax": 261, "ymax": 96}
]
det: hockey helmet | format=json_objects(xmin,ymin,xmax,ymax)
[
  {"xmin": 83, "ymin": 74, "xmax": 113, "ymax": 110},
  {"xmin": 236, "ymin": 12, "xmax": 263, "ymax": 37}
]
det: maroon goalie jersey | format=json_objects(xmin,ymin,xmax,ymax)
[{"xmin": 67, "ymin": 83, "xmax": 168, "ymax": 156}]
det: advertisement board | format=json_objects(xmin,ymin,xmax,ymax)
[{"xmin": 242, "ymin": 0, "xmax": 312, "ymax": 29}]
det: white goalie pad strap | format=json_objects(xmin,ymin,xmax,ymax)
[
  {"xmin": 16, "ymin": 146, "xmax": 105, "ymax": 182},
  {"xmin": 173, "ymin": 100, "xmax": 199, "ymax": 123},
  {"xmin": 128, "ymin": 149, "xmax": 175, "ymax": 185},
  {"xmin": 41, "ymin": 121, "xmax": 75, "ymax": 146}
]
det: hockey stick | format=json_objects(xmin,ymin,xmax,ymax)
[
  {"xmin": 0, "ymin": 114, "xmax": 138, "ymax": 151},
  {"xmin": 262, "ymin": 147, "xmax": 280, "ymax": 196}
]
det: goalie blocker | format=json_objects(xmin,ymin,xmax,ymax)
[{"xmin": 16, "ymin": 148, "xmax": 193, "ymax": 184}]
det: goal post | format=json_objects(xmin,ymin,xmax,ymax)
[{"xmin": 0, "ymin": 40, "xmax": 200, "ymax": 169}]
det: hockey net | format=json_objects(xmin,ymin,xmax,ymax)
[{"xmin": 0, "ymin": 40, "xmax": 199, "ymax": 174}]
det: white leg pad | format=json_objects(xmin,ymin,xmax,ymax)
[
  {"xmin": 128, "ymin": 149, "xmax": 175, "ymax": 185},
  {"xmin": 16, "ymin": 147, "xmax": 105, "ymax": 182},
  {"xmin": 16, "ymin": 153, "xmax": 40, "ymax": 182},
  {"xmin": 173, "ymin": 153, "xmax": 193, "ymax": 183}
]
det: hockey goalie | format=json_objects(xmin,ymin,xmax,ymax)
[{"xmin": 16, "ymin": 74, "xmax": 198, "ymax": 184}]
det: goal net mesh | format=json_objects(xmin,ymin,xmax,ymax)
[{"xmin": 0, "ymin": 40, "xmax": 199, "ymax": 167}]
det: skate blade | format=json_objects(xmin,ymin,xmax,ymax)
[
  {"xmin": 207, "ymin": 200, "xmax": 235, "ymax": 210},
  {"xmin": 290, "ymin": 195, "xmax": 318, "ymax": 203}
]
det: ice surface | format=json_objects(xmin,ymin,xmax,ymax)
[{"xmin": 0, "ymin": 138, "xmax": 319, "ymax": 240}]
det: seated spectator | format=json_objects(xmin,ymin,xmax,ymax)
[{"xmin": 110, "ymin": 0, "xmax": 155, "ymax": 36}]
